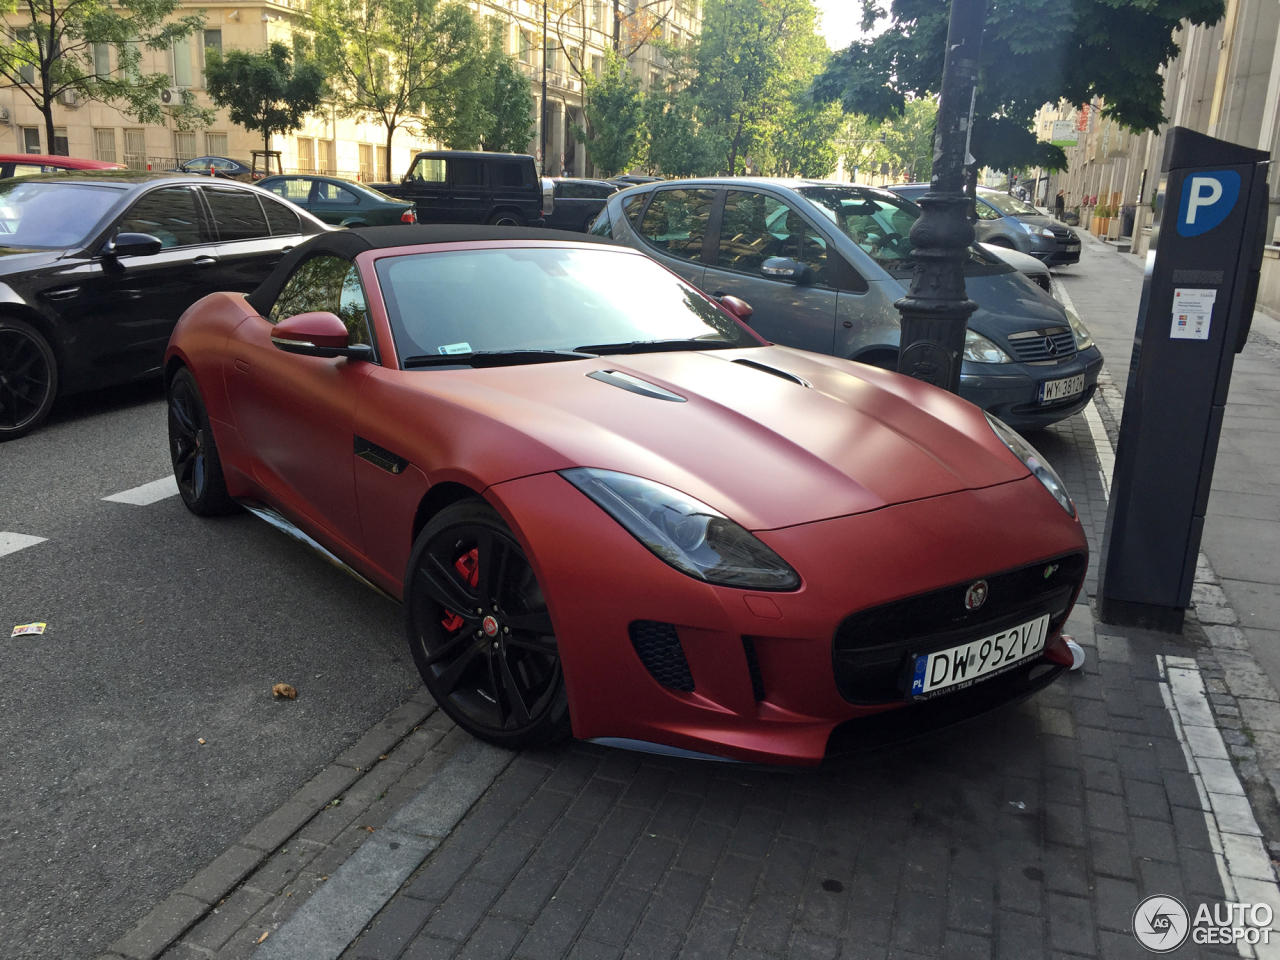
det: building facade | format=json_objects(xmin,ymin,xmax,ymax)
[{"xmin": 0, "ymin": 0, "xmax": 699, "ymax": 180}]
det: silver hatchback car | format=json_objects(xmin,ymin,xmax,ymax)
[{"xmin": 590, "ymin": 178, "xmax": 1102, "ymax": 431}]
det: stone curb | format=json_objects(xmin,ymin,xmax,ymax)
[{"xmin": 95, "ymin": 688, "xmax": 439, "ymax": 960}]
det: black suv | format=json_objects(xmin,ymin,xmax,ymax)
[{"xmin": 370, "ymin": 151, "xmax": 548, "ymax": 227}]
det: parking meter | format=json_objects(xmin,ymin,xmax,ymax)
[{"xmin": 1098, "ymin": 127, "xmax": 1270, "ymax": 632}]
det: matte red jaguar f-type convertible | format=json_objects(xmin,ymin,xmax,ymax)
[{"xmin": 164, "ymin": 225, "xmax": 1087, "ymax": 765}]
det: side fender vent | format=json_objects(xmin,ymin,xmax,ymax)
[{"xmin": 629, "ymin": 620, "xmax": 695, "ymax": 692}]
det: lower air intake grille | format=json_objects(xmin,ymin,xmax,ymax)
[
  {"xmin": 629, "ymin": 620, "xmax": 695, "ymax": 692},
  {"xmin": 742, "ymin": 637, "xmax": 766, "ymax": 701}
]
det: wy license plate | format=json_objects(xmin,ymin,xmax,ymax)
[
  {"xmin": 1040, "ymin": 373, "xmax": 1085, "ymax": 403},
  {"xmin": 910, "ymin": 614, "xmax": 1050, "ymax": 698}
]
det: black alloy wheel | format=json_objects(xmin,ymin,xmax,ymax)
[
  {"xmin": 167, "ymin": 367, "xmax": 235, "ymax": 516},
  {"xmin": 406, "ymin": 499, "xmax": 569, "ymax": 748},
  {"xmin": 0, "ymin": 318, "xmax": 57, "ymax": 441}
]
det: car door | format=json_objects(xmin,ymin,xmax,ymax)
[
  {"xmin": 62, "ymin": 184, "xmax": 219, "ymax": 376},
  {"xmin": 201, "ymin": 185, "xmax": 296, "ymax": 292},
  {"xmin": 310, "ymin": 180, "xmax": 363, "ymax": 224},
  {"xmin": 973, "ymin": 198, "xmax": 1005, "ymax": 244},
  {"xmin": 404, "ymin": 156, "xmax": 449, "ymax": 223},
  {"xmin": 701, "ymin": 189, "xmax": 838, "ymax": 354},
  {"xmin": 227, "ymin": 254, "xmax": 377, "ymax": 550},
  {"xmin": 631, "ymin": 186, "xmax": 715, "ymax": 286},
  {"xmin": 448, "ymin": 157, "xmax": 485, "ymax": 223}
]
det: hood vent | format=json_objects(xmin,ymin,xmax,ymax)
[
  {"xmin": 732, "ymin": 358, "xmax": 810, "ymax": 387},
  {"xmin": 588, "ymin": 369, "xmax": 686, "ymax": 402}
]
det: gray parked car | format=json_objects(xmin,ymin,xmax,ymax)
[
  {"xmin": 590, "ymin": 178, "xmax": 1101, "ymax": 431},
  {"xmin": 890, "ymin": 183, "xmax": 1080, "ymax": 266}
]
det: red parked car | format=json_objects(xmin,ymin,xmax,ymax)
[
  {"xmin": 0, "ymin": 154, "xmax": 124, "ymax": 178},
  {"xmin": 163, "ymin": 225, "xmax": 1088, "ymax": 765}
]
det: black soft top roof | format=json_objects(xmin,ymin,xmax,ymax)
[{"xmin": 246, "ymin": 224, "xmax": 620, "ymax": 315}]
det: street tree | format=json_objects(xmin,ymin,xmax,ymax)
[
  {"xmin": 643, "ymin": 90, "xmax": 723, "ymax": 176},
  {"xmin": 814, "ymin": 0, "xmax": 1225, "ymax": 172},
  {"xmin": 574, "ymin": 50, "xmax": 645, "ymax": 177},
  {"xmin": 0, "ymin": 0, "xmax": 210, "ymax": 156},
  {"xmin": 434, "ymin": 19, "xmax": 534, "ymax": 152},
  {"xmin": 838, "ymin": 96, "xmax": 937, "ymax": 181},
  {"xmin": 690, "ymin": 0, "xmax": 830, "ymax": 175},
  {"xmin": 308, "ymin": 0, "xmax": 485, "ymax": 180},
  {"xmin": 204, "ymin": 42, "xmax": 326, "ymax": 158}
]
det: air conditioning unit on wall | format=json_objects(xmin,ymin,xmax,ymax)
[
  {"xmin": 59, "ymin": 89, "xmax": 79, "ymax": 107},
  {"xmin": 0, "ymin": 108, "xmax": 11, "ymax": 125},
  {"xmin": 159, "ymin": 87, "xmax": 182, "ymax": 106}
]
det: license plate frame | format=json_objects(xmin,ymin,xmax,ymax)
[
  {"xmin": 909, "ymin": 614, "xmax": 1050, "ymax": 699},
  {"xmin": 1040, "ymin": 373, "xmax": 1085, "ymax": 403},
  {"xmin": 1065, "ymin": 243, "xmax": 1080, "ymax": 252}
]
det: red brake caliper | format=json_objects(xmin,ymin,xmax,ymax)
[{"xmin": 440, "ymin": 547, "xmax": 480, "ymax": 632}]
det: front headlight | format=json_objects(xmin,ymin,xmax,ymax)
[
  {"xmin": 561, "ymin": 468, "xmax": 801, "ymax": 590},
  {"xmin": 985, "ymin": 413, "xmax": 1076, "ymax": 516},
  {"xmin": 964, "ymin": 329, "xmax": 1013, "ymax": 363},
  {"xmin": 1066, "ymin": 308, "xmax": 1093, "ymax": 349}
]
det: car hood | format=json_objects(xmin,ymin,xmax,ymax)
[
  {"xmin": 0, "ymin": 246, "xmax": 71, "ymax": 275},
  {"xmin": 1012, "ymin": 214, "xmax": 1060, "ymax": 230},
  {"xmin": 965, "ymin": 270, "xmax": 1067, "ymax": 336},
  {"xmin": 393, "ymin": 347, "xmax": 1028, "ymax": 530}
]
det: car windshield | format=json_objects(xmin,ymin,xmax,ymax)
[
  {"xmin": 376, "ymin": 246, "xmax": 759, "ymax": 364},
  {"xmin": 981, "ymin": 192, "xmax": 1040, "ymax": 216},
  {"xmin": 798, "ymin": 186, "xmax": 1005, "ymax": 277},
  {"xmin": 0, "ymin": 181, "xmax": 126, "ymax": 247}
]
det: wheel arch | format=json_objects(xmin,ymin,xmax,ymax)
[
  {"xmin": 0, "ymin": 303, "xmax": 64, "ymax": 369},
  {"xmin": 850, "ymin": 346, "xmax": 899, "ymax": 370},
  {"xmin": 487, "ymin": 206, "xmax": 526, "ymax": 225},
  {"xmin": 412, "ymin": 480, "xmax": 485, "ymax": 545}
]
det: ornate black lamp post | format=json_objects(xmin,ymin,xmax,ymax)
[{"xmin": 895, "ymin": 0, "xmax": 987, "ymax": 391}]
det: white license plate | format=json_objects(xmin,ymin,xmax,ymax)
[
  {"xmin": 910, "ymin": 614, "xmax": 1050, "ymax": 698},
  {"xmin": 1041, "ymin": 373, "xmax": 1085, "ymax": 403},
  {"xmin": 1065, "ymin": 243, "xmax": 1080, "ymax": 251}
]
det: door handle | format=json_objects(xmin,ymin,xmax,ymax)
[{"xmin": 193, "ymin": 256, "xmax": 218, "ymax": 268}]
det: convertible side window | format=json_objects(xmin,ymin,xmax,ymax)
[
  {"xmin": 268, "ymin": 254, "xmax": 375, "ymax": 351},
  {"xmin": 116, "ymin": 186, "xmax": 207, "ymax": 248}
]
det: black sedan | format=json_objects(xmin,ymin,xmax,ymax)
[
  {"xmin": 259, "ymin": 174, "xmax": 417, "ymax": 227},
  {"xmin": 544, "ymin": 178, "xmax": 617, "ymax": 232},
  {"xmin": 172, "ymin": 156, "xmax": 260, "ymax": 181},
  {"xmin": 0, "ymin": 172, "xmax": 327, "ymax": 440}
]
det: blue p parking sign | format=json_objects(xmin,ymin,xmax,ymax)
[{"xmin": 1177, "ymin": 171, "xmax": 1241, "ymax": 237}]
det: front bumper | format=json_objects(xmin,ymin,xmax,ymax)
[
  {"xmin": 492, "ymin": 471, "xmax": 1088, "ymax": 765},
  {"xmin": 959, "ymin": 346, "xmax": 1103, "ymax": 430}
]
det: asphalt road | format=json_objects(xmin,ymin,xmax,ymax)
[{"xmin": 0, "ymin": 380, "xmax": 420, "ymax": 959}]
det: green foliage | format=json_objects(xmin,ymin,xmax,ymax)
[
  {"xmin": 435, "ymin": 19, "xmax": 534, "ymax": 153},
  {"xmin": 575, "ymin": 51, "xmax": 645, "ymax": 178},
  {"xmin": 690, "ymin": 0, "xmax": 831, "ymax": 175},
  {"xmin": 837, "ymin": 96, "xmax": 937, "ymax": 182},
  {"xmin": 204, "ymin": 43, "xmax": 326, "ymax": 153},
  {"xmin": 0, "ymin": 0, "xmax": 211, "ymax": 153},
  {"xmin": 643, "ymin": 91, "xmax": 723, "ymax": 177},
  {"xmin": 814, "ymin": 0, "xmax": 1226, "ymax": 172},
  {"xmin": 308, "ymin": 0, "xmax": 485, "ymax": 179}
]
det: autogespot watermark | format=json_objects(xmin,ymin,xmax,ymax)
[{"xmin": 1133, "ymin": 895, "xmax": 1276, "ymax": 952}]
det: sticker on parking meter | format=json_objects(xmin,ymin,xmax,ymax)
[
  {"xmin": 1170, "ymin": 288, "xmax": 1217, "ymax": 340},
  {"xmin": 1177, "ymin": 171, "xmax": 1241, "ymax": 237}
]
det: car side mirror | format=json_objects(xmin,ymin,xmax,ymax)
[
  {"xmin": 271, "ymin": 311, "xmax": 372, "ymax": 361},
  {"xmin": 761, "ymin": 257, "xmax": 813, "ymax": 285},
  {"xmin": 719, "ymin": 295, "xmax": 754, "ymax": 323},
  {"xmin": 105, "ymin": 232, "xmax": 163, "ymax": 258}
]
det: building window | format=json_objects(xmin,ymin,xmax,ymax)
[
  {"xmin": 21, "ymin": 128, "xmax": 39, "ymax": 153},
  {"xmin": 52, "ymin": 127, "xmax": 68, "ymax": 156},
  {"xmin": 297, "ymin": 137, "xmax": 315, "ymax": 172},
  {"xmin": 123, "ymin": 128, "xmax": 147, "ymax": 169},
  {"xmin": 173, "ymin": 130, "xmax": 197, "ymax": 164},
  {"xmin": 650, "ymin": 70, "xmax": 661, "ymax": 89},
  {"xmin": 93, "ymin": 43, "xmax": 110, "ymax": 78},
  {"xmin": 519, "ymin": 30, "xmax": 531, "ymax": 63},
  {"xmin": 591, "ymin": 54, "xmax": 602, "ymax": 78},
  {"xmin": 204, "ymin": 131, "xmax": 227, "ymax": 156},
  {"xmin": 171, "ymin": 37, "xmax": 192, "ymax": 88},
  {"xmin": 358, "ymin": 143, "xmax": 373, "ymax": 181},
  {"xmin": 203, "ymin": 29, "xmax": 222, "ymax": 58},
  {"xmin": 317, "ymin": 139, "xmax": 335, "ymax": 175},
  {"xmin": 93, "ymin": 128, "xmax": 117, "ymax": 162},
  {"xmin": 375, "ymin": 144, "xmax": 388, "ymax": 180},
  {"xmin": 591, "ymin": 1, "xmax": 604, "ymax": 27},
  {"xmin": 17, "ymin": 29, "xmax": 34, "ymax": 85}
]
